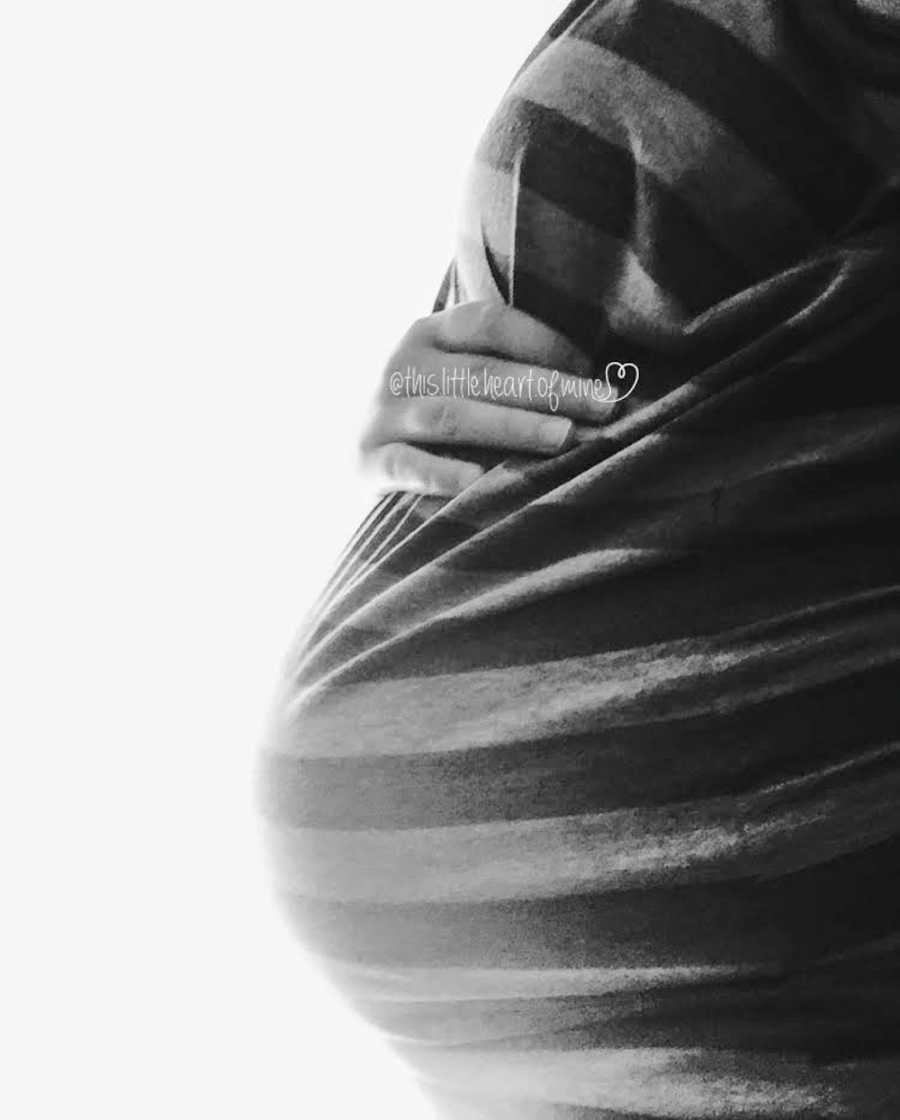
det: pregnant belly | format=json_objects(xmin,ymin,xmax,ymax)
[{"xmin": 258, "ymin": 249, "xmax": 900, "ymax": 1117}]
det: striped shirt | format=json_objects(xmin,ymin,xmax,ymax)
[{"xmin": 260, "ymin": 2, "xmax": 900, "ymax": 1116}]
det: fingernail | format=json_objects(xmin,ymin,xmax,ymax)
[{"xmin": 541, "ymin": 417, "xmax": 575, "ymax": 452}]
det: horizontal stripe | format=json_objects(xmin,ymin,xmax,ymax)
[
  {"xmin": 512, "ymin": 35, "xmax": 814, "ymax": 275},
  {"xmin": 266, "ymin": 743, "xmax": 900, "ymax": 903},
  {"xmin": 290, "ymin": 495, "xmax": 900, "ymax": 690},
  {"xmin": 511, "ymin": 264, "xmax": 664, "ymax": 367},
  {"xmin": 666, "ymin": 0, "xmax": 900, "ymax": 175},
  {"xmin": 280, "ymin": 833, "xmax": 900, "ymax": 969},
  {"xmin": 261, "ymin": 662, "xmax": 900, "ymax": 830},
  {"xmin": 573, "ymin": 0, "xmax": 877, "ymax": 229},
  {"xmin": 314, "ymin": 959, "xmax": 775, "ymax": 1003},
  {"xmin": 459, "ymin": 164, "xmax": 693, "ymax": 347},
  {"xmin": 273, "ymin": 589, "xmax": 900, "ymax": 759},
  {"xmin": 404, "ymin": 1044, "xmax": 896, "ymax": 1115},
  {"xmin": 427, "ymin": 1093, "xmax": 734, "ymax": 1120},
  {"xmin": 477, "ymin": 97, "xmax": 748, "ymax": 313},
  {"xmin": 362, "ymin": 977, "xmax": 900, "ymax": 1054}
]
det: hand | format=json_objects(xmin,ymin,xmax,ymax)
[{"xmin": 358, "ymin": 301, "xmax": 624, "ymax": 497}]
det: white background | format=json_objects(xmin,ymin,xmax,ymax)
[{"xmin": 1, "ymin": 2, "xmax": 564, "ymax": 1117}]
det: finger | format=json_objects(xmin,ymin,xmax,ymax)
[
  {"xmin": 369, "ymin": 396, "xmax": 576, "ymax": 455},
  {"xmin": 361, "ymin": 442, "xmax": 485, "ymax": 497},
  {"xmin": 400, "ymin": 349, "xmax": 619, "ymax": 423},
  {"xmin": 431, "ymin": 300, "xmax": 594, "ymax": 376}
]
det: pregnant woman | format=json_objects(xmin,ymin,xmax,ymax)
[{"xmin": 259, "ymin": 2, "xmax": 900, "ymax": 1116}]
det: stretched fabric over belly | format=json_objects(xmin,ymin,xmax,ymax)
[{"xmin": 259, "ymin": 2, "xmax": 900, "ymax": 1116}]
